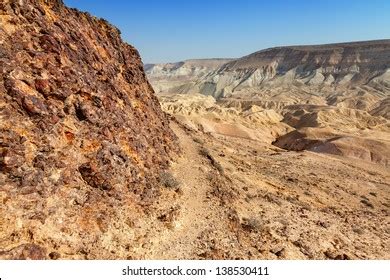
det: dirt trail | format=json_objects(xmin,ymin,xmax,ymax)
[
  {"xmin": 140, "ymin": 119, "xmax": 390, "ymax": 260},
  {"xmin": 146, "ymin": 122, "xmax": 222, "ymax": 259}
]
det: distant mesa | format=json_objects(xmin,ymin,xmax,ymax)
[{"xmin": 146, "ymin": 39, "xmax": 390, "ymax": 98}]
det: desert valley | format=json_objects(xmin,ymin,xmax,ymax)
[
  {"xmin": 144, "ymin": 41, "xmax": 390, "ymax": 259},
  {"xmin": 0, "ymin": 0, "xmax": 389, "ymax": 260}
]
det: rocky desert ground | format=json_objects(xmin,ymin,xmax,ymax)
[
  {"xmin": 0, "ymin": 0, "xmax": 389, "ymax": 260},
  {"xmin": 145, "ymin": 94, "xmax": 389, "ymax": 259},
  {"xmin": 147, "ymin": 41, "xmax": 390, "ymax": 259}
]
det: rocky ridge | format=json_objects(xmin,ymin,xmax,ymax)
[{"xmin": 0, "ymin": 0, "xmax": 177, "ymax": 259}]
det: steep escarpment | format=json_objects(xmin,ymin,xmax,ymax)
[
  {"xmin": 0, "ymin": 0, "xmax": 177, "ymax": 259},
  {"xmin": 147, "ymin": 40, "xmax": 390, "ymax": 100},
  {"xmin": 211, "ymin": 41, "xmax": 390, "ymax": 94}
]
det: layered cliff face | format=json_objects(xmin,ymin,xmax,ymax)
[
  {"xmin": 145, "ymin": 59, "xmax": 233, "ymax": 93},
  {"xmin": 207, "ymin": 40, "xmax": 390, "ymax": 97},
  {"xmin": 0, "ymin": 0, "xmax": 177, "ymax": 259},
  {"xmin": 147, "ymin": 40, "xmax": 390, "ymax": 98}
]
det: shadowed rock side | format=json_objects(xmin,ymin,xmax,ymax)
[{"xmin": 0, "ymin": 0, "xmax": 177, "ymax": 259}]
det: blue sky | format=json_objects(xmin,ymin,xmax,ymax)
[{"xmin": 64, "ymin": 0, "xmax": 390, "ymax": 63}]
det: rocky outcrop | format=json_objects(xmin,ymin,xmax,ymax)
[
  {"xmin": 0, "ymin": 0, "xmax": 177, "ymax": 259},
  {"xmin": 147, "ymin": 40, "xmax": 390, "ymax": 98}
]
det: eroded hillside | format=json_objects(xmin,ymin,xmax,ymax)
[
  {"xmin": 0, "ymin": 0, "xmax": 177, "ymax": 259},
  {"xmin": 145, "ymin": 59, "xmax": 233, "ymax": 94},
  {"xmin": 147, "ymin": 40, "xmax": 390, "ymax": 98}
]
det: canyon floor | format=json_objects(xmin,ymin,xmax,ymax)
[{"xmin": 129, "ymin": 93, "xmax": 390, "ymax": 259}]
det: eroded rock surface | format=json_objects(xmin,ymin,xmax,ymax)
[{"xmin": 0, "ymin": 0, "xmax": 177, "ymax": 259}]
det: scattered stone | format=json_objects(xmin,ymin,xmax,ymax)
[{"xmin": 361, "ymin": 199, "xmax": 374, "ymax": 208}]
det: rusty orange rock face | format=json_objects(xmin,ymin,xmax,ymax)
[{"xmin": 0, "ymin": 0, "xmax": 177, "ymax": 259}]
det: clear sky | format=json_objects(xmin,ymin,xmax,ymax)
[{"xmin": 63, "ymin": 0, "xmax": 390, "ymax": 64}]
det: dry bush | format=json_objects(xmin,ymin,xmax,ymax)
[
  {"xmin": 159, "ymin": 171, "xmax": 180, "ymax": 190},
  {"xmin": 199, "ymin": 147, "xmax": 224, "ymax": 174},
  {"xmin": 193, "ymin": 137, "xmax": 204, "ymax": 145},
  {"xmin": 199, "ymin": 146, "xmax": 211, "ymax": 157},
  {"xmin": 206, "ymin": 172, "xmax": 236, "ymax": 204},
  {"xmin": 241, "ymin": 217, "xmax": 262, "ymax": 233}
]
